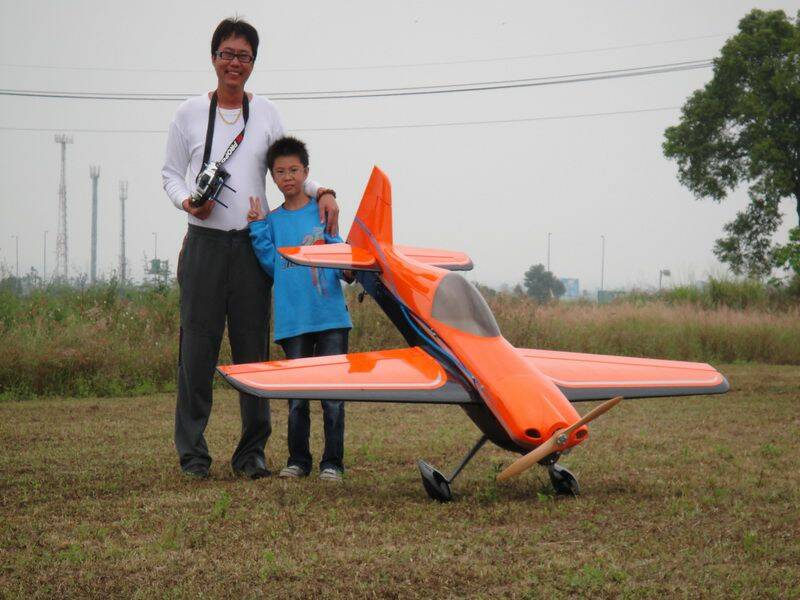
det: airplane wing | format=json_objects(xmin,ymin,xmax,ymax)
[
  {"xmin": 217, "ymin": 347, "xmax": 477, "ymax": 404},
  {"xmin": 279, "ymin": 243, "xmax": 380, "ymax": 271},
  {"xmin": 517, "ymin": 348, "xmax": 729, "ymax": 401},
  {"xmin": 280, "ymin": 243, "xmax": 473, "ymax": 272},
  {"xmin": 395, "ymin": 245, "xmax": 473, "ymax": 271}
]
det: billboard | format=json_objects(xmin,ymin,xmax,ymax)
[{"xmin": 560, "ymin": 278, "xmax": 580, "ymax": 298}]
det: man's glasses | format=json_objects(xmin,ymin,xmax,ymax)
[
  {"xmin": 272, "ymin": 167, "xmax": 305, "ymax": 178},
  {"xmin": 214, "ymin": 50, "xmax": 254, "ymax": 63}
]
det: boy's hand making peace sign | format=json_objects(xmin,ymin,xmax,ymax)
[{"xmin": 247, "ymin": 196, "xmax": 267, "ymax": 223}]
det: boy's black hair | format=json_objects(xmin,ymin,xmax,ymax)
[
  {"xmin": 211, "ymin": 18, "xmax": 259, "ymax": 60},
  {"xmin": 267, "ymin": 136, "xmax": 310, "ymax": 171}
]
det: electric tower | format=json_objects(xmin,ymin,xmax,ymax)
[
  {"xmin": 89, "ymin": 166, "xmax": 100, "ymax": 284},
  {"xmin": 54, "ymin": 134, "xmax": 73, "ymax": 279},
  {"xmin": 43, "ymin": 230, "xmax": 48, "ymax": 282},
  {"xmin": 119, "ymin": 180, "xmax": 128, "ymax": 284}
]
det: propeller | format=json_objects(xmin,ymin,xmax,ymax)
[{"xmin": 496, "ymin": 395, "xmax": 623, "ymax": 482}]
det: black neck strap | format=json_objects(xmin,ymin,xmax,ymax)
[{"xmin": 202, "ymin": 91, "xmax": 249, "ymax": 168}]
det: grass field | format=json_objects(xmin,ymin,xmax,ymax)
[
  {"xmin": 2, "ymin": 283, "xmax": 800, "ymax": 398},
  {"xmin": 1, "ymin": 364, "xmax": 798, "ymax": 598}
]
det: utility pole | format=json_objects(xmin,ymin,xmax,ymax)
[
  {"xmin": 547, "ymin": 232, "xmax": 552, "ymax": 272},
  {"xmin": 153, "ymin": 232, "xmax": 158, "ymax": 259},
  {"xmin": 119, "ymin": 180, "xmax": 128, "ymax": 284},
  {"xmin": 89, "ymin": 166, "xmax": 100, "ymax": 284},
  {"xmin": 12, "ymin": 235, "xmax": 19, "ymax": 278},
  {"xmin": 43, "ymin": 230, "xmax": 48, "ymax": 282},
  {"xmin": 54, "ymin": 134, "xmax": 73, "ymax": 279},
  {"xmin": 600, "ymin": 234, "xmax": 606, "ymax": 292}
]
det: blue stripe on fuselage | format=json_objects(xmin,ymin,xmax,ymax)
[{"xmin": 351, "ymin": 215, "xmax": 477, "ymax": 389}]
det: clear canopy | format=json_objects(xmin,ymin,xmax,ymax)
[{"xmin": 431, "ymin": 273, "xmax": 501, "ymax": 337}]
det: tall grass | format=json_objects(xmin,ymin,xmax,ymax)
[
  {"xmin": 0, "ymin": 282, "xmax": 182, "ymax": 398},
  {"xmin": 492, "ymin": 296, "xmax": 800, "ymax": 364},
  {"xmin": 623, "ymin": 276, "xmax": 800, "ymax": 311},
  {"xmin": 1, "ymin": 281, "xmax": 798, "ymax": 398}
]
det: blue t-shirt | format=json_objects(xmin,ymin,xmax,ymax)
[{"xmin": 249, "ymin": 198, "xmax": 353, "ymax": 341}]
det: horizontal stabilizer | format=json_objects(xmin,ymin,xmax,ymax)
[
  {"xmin": 396, "ymin": 245, "xmax": 473, "ymax": 271},
  {"xmin": 517, "ymin": 348, "xmax": 729, "ymax": 401},
  {"xmin": 279, "ymin": 243, "xmax": 380, "ymax": 271},
  {"xmin": 218, "ymin": 347, "xmax": 476, "ymax": 404}
]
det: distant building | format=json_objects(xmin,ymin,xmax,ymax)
[
  {"xmin": 597, "ymin": 290, "xmax": 626, "ymax": 304},
  {"xmin": 560, "ymin": 278, "xmax": 580, "ymax": 299}
]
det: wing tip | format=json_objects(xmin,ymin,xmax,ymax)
[
  {"xmin": 560, "ymin": 376, "xmax": 731, "ymax": 402},
  {"xmin": 452, "ymin": 259, "xmax": 474, "ymax": 271}
]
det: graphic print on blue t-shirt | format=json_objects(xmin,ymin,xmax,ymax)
[
  {"xmin": 280, "ymin": 225, "xmax": 332, "ymax": 297},
  {"xmin": 249, "ymin": 198, "xmax": 353, "ymax": 341}
]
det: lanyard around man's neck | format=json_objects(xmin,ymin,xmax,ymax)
[{"xmin": 202, "ymin": 91, "xmax": 250, "ymax": 169}]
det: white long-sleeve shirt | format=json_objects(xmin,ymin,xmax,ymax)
[{"xmin": 162, "ymin": 93, "xmax": 319, "ymax": 231}]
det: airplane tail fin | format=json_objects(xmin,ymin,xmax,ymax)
[{"xmin": 347, "ymin": 166, "xmax": 393, "ymax": 249}]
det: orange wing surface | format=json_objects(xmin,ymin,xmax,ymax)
[
  {"xmin": 395, "ymin": 245, "xmax": 473, "ymax": 271},
  {"xmin": 279, "ymin": 243, "xmax": 380, "ymax": 271},
  {"xmin": 517, "ymin": 348, "xmax": 729, "ymax": 401},
  {"xmin": 217, "ymin": 347, "xmax": 475, "ymax": 404}
]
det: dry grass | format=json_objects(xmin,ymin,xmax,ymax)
[
  {"xmin": 1, "ymin": 364, "xmax": 798, "ymax": 598},
  {"xmin": 2, "ymin": 286, "xmax": 799, "ymax": 398},
  {"xmin": 492, "ymin": 299, "xmax": 800, "ymax": 364}
]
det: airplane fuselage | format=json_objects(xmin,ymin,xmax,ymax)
[{"xmin": 367, "ymin": 243, "xmax": 588, "ymax": 452}]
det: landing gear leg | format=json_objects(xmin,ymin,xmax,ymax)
[
  {"xmin": 418, "ymin": 435, "xmax": 488, "ymax": 502},
  {"xmin": 548, "ymin": 463, "xmax": 580, "ymax": 496}
]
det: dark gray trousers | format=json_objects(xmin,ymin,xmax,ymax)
[{"xmin": 175, "ymin": 224, "xmax": 271, "ymax": 473}]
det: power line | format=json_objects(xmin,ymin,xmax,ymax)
[
  {"xmin": 0, "ymin": 126, "xmax": 167, "ymax": 133},
  {"xmin": 0, "ymin": 105, "xmax": 681, "ymax": 135},
  {"xmin": 272, "ymin": 59, "xmax": 711, "ymax": 96},
  {"xmin": 0, "ymin": 33, "xmax": 725, "ymax": 74},
  {"xmin": 295, "ymin": 106, "xmax": 682, "ymax": 131},
  {"xmin": 0, "ymin": 59, "xmax": 711, "ymax": 101}
]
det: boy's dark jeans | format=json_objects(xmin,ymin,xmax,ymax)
[
  {"xmin": 279, "ymin": 328, "xmax": 349, "ymax": 474},
  {"xmin": 175, "ymin": 224, "xmax": 272, "ymax": 474}
]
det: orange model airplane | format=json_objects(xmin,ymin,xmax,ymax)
[{"xmin": 218, "ymin": 167, "xmax": 729, "ymax": 501}]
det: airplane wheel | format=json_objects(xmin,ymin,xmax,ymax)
[
  {"xmin": 548, "ymin": 463, "xmax": 580, "ymax": 496},
  {"xmin": 417, "ymin": 459, "xmax": 453, "ymax": 502}
]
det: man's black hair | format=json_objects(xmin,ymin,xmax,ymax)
[
  {"xmin": 267, "ymin": 137, "xmax": 310, "ymax": 171},
  {"xmin": 211, "ymin": 18, "xmax": 259, "ymax": 60}
]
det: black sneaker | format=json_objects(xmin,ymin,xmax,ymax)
[
  {"xmin": 233, "ymin": 460, "xmax": 271, "ymax": 480},
  {"xmin": 183, "ymin": 465, "xmax": 209, "ymax": 480}
]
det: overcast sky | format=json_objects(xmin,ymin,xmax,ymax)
[{"xmin": 1, "ymin": 0, "xmax": 797, "ymax": 291}]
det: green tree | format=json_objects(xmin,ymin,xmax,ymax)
[
  {"xmin": 663, "ymin": 9, "xmax": 800, "ymax": 278},
  {"xmin": 523, "ymin": 264, "xmax": 565, "ymax": 303}
]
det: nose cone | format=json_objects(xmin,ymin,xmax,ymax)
[
  {"xmin": 554, "ymin": 424, "xmax": 590, "ymax": 450},
  {"xmin": 490, "ymin": 373, "xmax": 582, "ymax": 449}
]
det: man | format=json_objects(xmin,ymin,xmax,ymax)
[{"xmin": 161, "ymin": 17, "xmax": 340, "ymax": 479}]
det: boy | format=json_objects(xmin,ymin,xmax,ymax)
[{"xmin": 247, "ymin": 136, "xmax": 352, "ymax": 482}]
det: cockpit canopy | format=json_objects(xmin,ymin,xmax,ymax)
[{"xmin": 431, "ymin": 273, "xmax": 501, "ymax": 337}]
